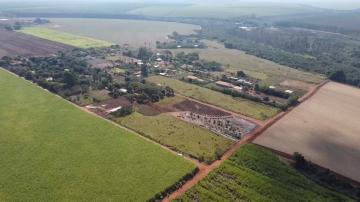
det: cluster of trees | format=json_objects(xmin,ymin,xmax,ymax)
[
  {"xmin": 124, "ymin": 81, "xmax": 174, "ymax": 104},
  {"xmin": 175, "ymin": 52, "xmax": 222, "ymax": 72},
  {"xmin": 123, "ymin": 47, "xmax": 153, "ymax": 62},
  {"xmin": 187, "ymin": 18, "xmax": 360, "ymax": 87},
  {"xmin": 294, "ymin": 153, "xmax": 360, "ymax": 200},
  {"xmin": 33, "ymin": 17, "xmax": 50, "ymax": 24},
  {"xmin": 4, "ymin": 22, "xmax": 22, "ymax": 31},
  {"xmin": 110, "ymin": 105, "xmax": 133, "ymax": 117},
  {"xmin": 254, "ymin": 84, "xmax": 291, "ymax": 99},
  {"xmin": 1, "ymin": 52, "xmax": 112, "ymax": 97},
  {"xmin": 276, "ymin": 19, "xmax": 360, "ymax": 37}
]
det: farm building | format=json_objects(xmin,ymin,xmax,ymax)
[
  {"xmin": 187, "ymin": 75, "xmax": 205, "ymax": 83},
  {"xmin": 216, "ymin": 81, "xmax": 234, "ymax": 88},
  {"xmin": 233, "ymin": 86, "xmax": 243, "ymax": 92},
  {"xmin": 237, "ymin": 79, "xmax": 253, "ymax": 85}
]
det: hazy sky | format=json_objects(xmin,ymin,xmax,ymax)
[{"xmin": 1, "ymin": 0, "xmax": 360, "ymax": 10}]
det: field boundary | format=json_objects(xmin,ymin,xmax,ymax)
[
  {"xmin": 253, "ymin": 143, "xmax": 360, "ymax": 186},
  {"xmin": 162, "ymin": 79, "xmax": 330, "ymax": 201}
]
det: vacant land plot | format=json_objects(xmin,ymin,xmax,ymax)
[
  {"xmin": 116, "ymin": 112, "xmax": 234, "ymax": 162},
  {"xmin": 0, "ymin": 68, "xmax": 195, "ymax": 201},
  {"xmin": 255, "ymin": 82, "xmax": 360, "ymax": 182},
  {"xmin": 170, "ymin": 40, "xmax": 325, "ymax": 86},
  {"xmin": 0, "ymin": 30, "xmax": 72, "ymax": 57},
  {"xmin": 40, "ymin": 18, "xmax": 200, "ymax": 47},
  {"xmin": 178, "ymin": 144, "xmax": 352, "ymax": 202},
  {"xmin": 148, "ymin": 76, "xmax": 279, "ymax": 120},
  {"xmin": 20, "ymin": 27, "xmax": 112, "ymax": 48}
]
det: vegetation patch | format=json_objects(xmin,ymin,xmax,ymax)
[
  {"xmin": 178, "ymin": 144, "xmax": 353, "ymax": 202},
  {"xmin": 169, "ymin": 40, "xmax": 325, "ymax": 86},
  {"xmin": 20, "ymin": 27, "xmax": 112, "ymax": 48},
  {"xmin": 115, "ymin": 112, "xmax": 234, "ymax": 163},
  {"xmin": 148, "ymin": 76, "xmax": 279, "ymax": 120},
  {"xmin": 0, "ymin": 68, "xmax": 195, "ymax": 201}
]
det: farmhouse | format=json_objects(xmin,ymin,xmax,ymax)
[
  {"xmin": 120, "ymin": 88, "xmax": 128, "ymax": 93},
  {"xmin": 216, "ymin": 81, "xmax": 234, "ymax": 88},
  {"xmin": 233, "ymin": 86, "xmax": 243, "ymax": 92},
  {"xmin": 285, "ymin": 89, "xmax": 294, "ymax": 94},
  {"xmin": 187, "ymin": 75, "xmax": 205, "ymax": 83},
  {"xmin": 237, "ymin": 79, "xmax": 253, "ymax": 85}
]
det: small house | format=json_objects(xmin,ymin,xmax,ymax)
[{"xmin": 216, "ymin": 81, "xmax": 234, "ymax": 88}]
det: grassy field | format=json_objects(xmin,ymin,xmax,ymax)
[
  {"xmin": 178, "ymin": 144, "xmax": 352, "ymax": 202},
  {"xmin": 0, "ymin": 68, "xmax": 195, "ymax": 201},
  {"xmin": 40, "ymin": 18, "xmax": 200, "ymax": 47},
  {"xmin": 170, "ymin": 40, "xmax": 325, "ymax": 87},
  {"xmin": 255, "ymin": 82, "xmax": 360, "ymax": 183},
  {"xmin": 20, "ymin": 27, "xmax": 112, "ymax": 48},
  {"xmin": 148, "ymin": 76, "xmax": 279, "ymax": 120},
  {"xmin": 116, "ymin": 112, "xmax": 234, "ymax": 162}
]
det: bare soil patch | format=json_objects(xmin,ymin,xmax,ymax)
[
  {"xmin": 255, "ymin": 82, "xmax": 360, "ymax": 182},
  {"xmin": 0, "ymin": 30, "xmax": 72, "ymax": 57},
  {"xmin": 173, "ymin": 100, "xmax": 231, "ymax": 116}
]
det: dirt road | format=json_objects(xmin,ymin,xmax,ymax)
[{"xmin": 162, "ymin": 80, "xmax": 329, "ymax": 202}]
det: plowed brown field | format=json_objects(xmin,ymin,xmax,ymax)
[
  {"xmin": 255, "ymin": 82, "xmax": 360, "ymax": 182},
  {"xmin": 0, "ymin": 30, "xmax": 72, "ymax": 57}
]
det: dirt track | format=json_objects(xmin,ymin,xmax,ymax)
[{"xmin": 162, "ymin": 80, "xmax": 329, "ymax": 202}]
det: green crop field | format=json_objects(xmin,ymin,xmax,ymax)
[
  {"xmin": 148, "ymin": 76, "xmax": 279, "ymax": 120},
  {"xmin": 178, "ymin": 144, "xmax": 352, "ymax": 202},
  {"xmin": 39, "ymin": 18, "xmax": 200, "ymax": 47},
  {"xmin": 116, "ymin": 112, "xmax": 234, "ymax": 163},
  {"xmin": 0, "ymin": 68, "xmax": 195, "ymax": 201},
  {"xmin": 20, "ymin": 27, "xmax": 112, "ymax": 48},
  {"xmin": 170, "ymin": 40, "xmax": 325, "ymax": 87}
]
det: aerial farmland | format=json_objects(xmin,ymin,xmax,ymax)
[
  {"xmin": 1, "ymin": 0, "xmax": 360, "ymax": 201},
  {"xmin": 38, "ymin": 18, "xmax": 200, "ymax": 47},
  {"xmin": 255, "ymin": 82, "xmax": 360, "ymax": 182},
  {"xmin": 0, "ymin": 30, "xmax": 72, "ymax": 57}
]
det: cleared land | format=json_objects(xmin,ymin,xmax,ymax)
[
  {"xmin": 170, "ymin": 40, "xmax": 325, "ymax": 86},
  {"xmin": 178, "ymin": 144, "xmax": 352, "ymax": 202},
  {"xmin": 0, "ymin": 30, "xmax": 72, "ymax": 57},
  {"xmin": 40, "ymin": 18, "xmax": 200, "ymax": 47},
  {"xmin": 20, "ymin": 27, "xmax": 112, "ymax": 48},
  {"xmin": 0, "ymin": 68, "xmax": 195, "ymax": 201},
  {"xmin": 148, "ymin": 76, "xmax": 279, "ymax": 120},
  {"xmin": 255, "ymin": 82, "xmax": 360, "ymax": 182},
  {"xmin": 116, "ymin": 112, "xmax": 234, "ymax": 162}
]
